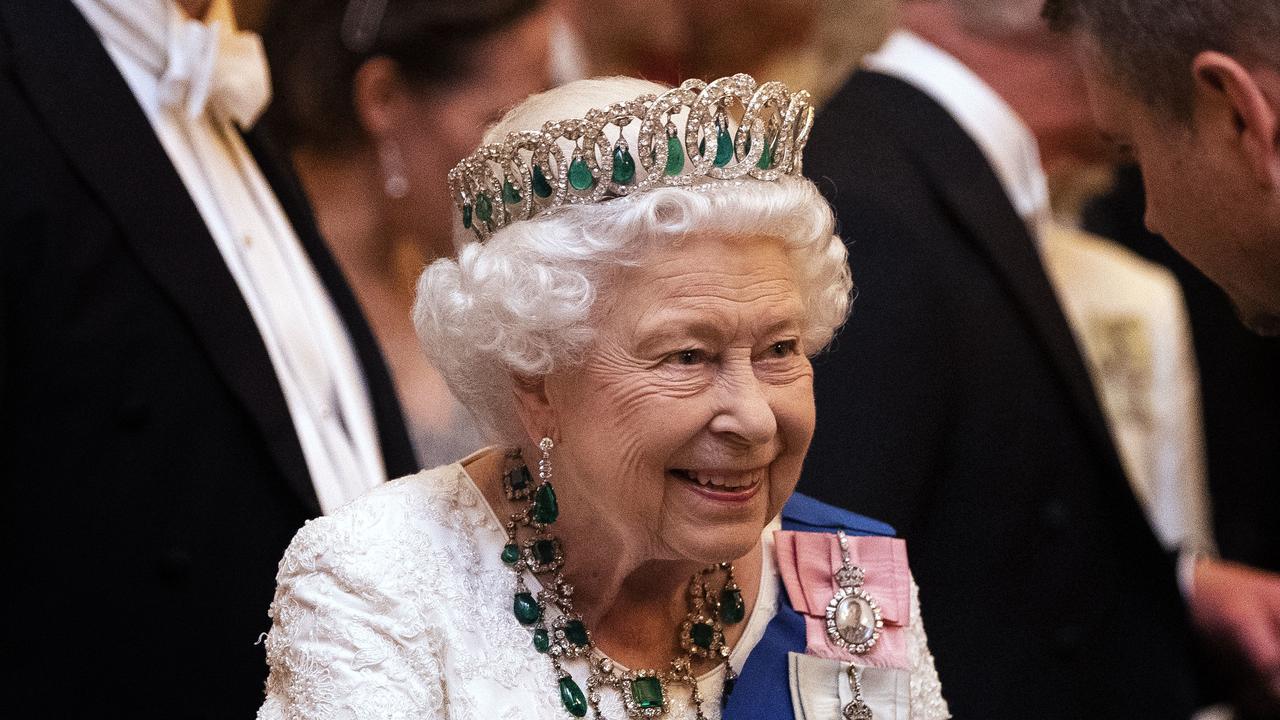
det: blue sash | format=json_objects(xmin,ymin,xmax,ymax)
[{"xmin": 722, "ymin": 493, "xmax": 895, "ymax": 719}]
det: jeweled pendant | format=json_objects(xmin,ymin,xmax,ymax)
[
  {"xmin": 756, "ymin": 135, "xmax": 775, "ymax": 169},
  {"xmin": 513, "ymin": 591, "xmax": 541, "ymax": 625},
  {"xmin": 504, "ymin": 465, "xmax": 533, "ymax": 499},
  {"xmin": 631, "ymin": 676, "xmax": 664, "ymax": 709},
  {"xmin": 664, "ymin": 135, "xmax": 684, "ymax": 176},
  {"xmin": 719, "ymin": 586, "xmax": 745, "ymax": 624},
  {"xmin": 714, "ymin": 122, "xmax": 734, "ymax": 167},
  {"xmin": 500, "ymin": 543, "xmax": 520, "ymax": 565},
  {"xmin": 533, "ymin": 628, "xmax": 551, "ymax": 653},
  {"xmin": 825, "ymin": 587, "xmax": 883, "ymax": 654},
  {"xmin": 559, "ymin": 676, "xmax": 588, "ymax": 717},
  {"xmin": 502, "ymin": 178, "xmax": 521, "ymax": 204},
  {"xmin": 474, "ymin": 192, "xmax": 493, "ymax": 222},
  {"xmin": 533, "ymin": 482, "xmax": 559, "ymax": 524},
  {"xmin": 568, "ymin": 155, "xmax": 595, "ymax": 191},
  {"xmin": 612, "ymin": 140, "xmax": 636, "ymax": 184},
  {"xmin": 532, "ymin": 164, "xmax": 553, "ymax": 198}
]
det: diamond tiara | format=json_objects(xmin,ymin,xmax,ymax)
[{"xmin": 448, "ymin": 74, "xmax": 815, "ymax": 242}]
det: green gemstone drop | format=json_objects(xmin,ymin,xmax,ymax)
[
  {"xmin": 502, "ymin": 179, "xmax": 521, "ymax": 204},
  {"xmin": 474, "ymin": 192, "xmax": 493, "ymax": 222},
  {"xmin": 532, "ymin": 482, "xmax": 559, "ymax": 524},
  {"xmin": 533, "ymin": 538, "xmax": 558, "ymax": 565},
  {"xmin": 664, "ymin": 135, "xmax": 685, "ymax": 176},
  {"xmin": 531, "ymin": 164, "xmax": 553, "ymax": 198},
  {"xmin": 533, "ymin": 628, "xmax": 551, "ymax": 653},
  {"xmin": 756, "ymin": 136, "xmax": 775, "ymax": 169},
  {"xmin": 461, "ymin": 203, "xmax": 473, "ymax": 229},
  {"xmin": 559, "ymin": 676, "xmax": 588, "ymax": 717},
  {"xmin": 631, "ymin": 676, "xmax": 665, "ymax": 710},
  {"xmin": 568, "ymin": 155, "xmax": 595, "ymax": 191},
  {"xmin": 714, "ymin": 123, "xmax": 734, "ymax": 167},
  {"xmin": 513, "ymin": 592, "xmax": 541, "ymax": 625},
  {"xmin": 611, "ymin": 141, "xmax": 636, "ymax": 184},
  {"xmin": 500, "ymin": 543, "xmax": 520, "ymax": 565},
  {"xmin": 690, "ymin": 621, "xmax": 715, "ymax": 649},
  {"xmin": 719, "ymin": 587, "xmax": 745, "ymax": 624},
  {"xmin": 564, "ymin": 619, "xmax": 589, "ymax": 647}
]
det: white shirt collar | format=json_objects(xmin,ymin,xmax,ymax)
[{"xmin": 864, "ymin": 30, "xmax": 1051, "ymax": 231}]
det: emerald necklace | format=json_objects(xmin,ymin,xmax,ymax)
[{"xmin": 500, "ymin": 438, "xmax": 746, "ymax": 718}]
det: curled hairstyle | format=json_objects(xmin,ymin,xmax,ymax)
[
  {"xmin": 413, "ymin": 79, "xmax": 853, "ymax": 444},
  {"xmin": 1042, "ymin": 0, "xmax": 1280, "ymax": 120}
]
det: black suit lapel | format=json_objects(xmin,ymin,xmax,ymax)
[
  {"xmin": 241, "ymin": 129, "xmax": 417, "ymax": 479},
  {"xmin": 852, "ymin": 71, "xmax": 1127, "ymax": 485},
  {"xmin": 3, "ymin": 0, "xmax": 321, "ymax": 512}
]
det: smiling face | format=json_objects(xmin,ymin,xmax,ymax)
[{"xmin": 534, "ymin": 233, "xmax": 815, "ymax": 565}]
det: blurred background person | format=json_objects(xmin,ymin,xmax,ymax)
[
  {"xmin": 549, "ymin": 0, "xmax": 896, "ymax": 107},
  {"xmin": 1, "ymin": 0, "xmax": 416, "ymax": 716},
  {"xmin": 800, "ymin": 0, "xmax": 1216, "ymax": 717},
  {"xmin": 262, "ymin": 0, "xmax": 554, "ymax": 467}
]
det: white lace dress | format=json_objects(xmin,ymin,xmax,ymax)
[{"xmin": 258, "ymin": 462, "xmax": 949, "ymax": 719}]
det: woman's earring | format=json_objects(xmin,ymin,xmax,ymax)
[
  {"xmin": 379, "ymin": 141, "xmax": 409, "ymax": 199},
  {"xmin": 531, "ymin": 437, "xmax": 559, "ymax": 525}
]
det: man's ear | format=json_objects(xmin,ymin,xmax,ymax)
[
  {"xmin": 511, "ymin": 373, "xmax": 557, "ymax": 447},
  {"xmin": 1192, "ymin": 51, "xmax": 1280, "ymax": 188}
]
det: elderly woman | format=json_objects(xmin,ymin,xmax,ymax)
[{"xmin": 258, "ymin": 76, "xmax": 949, "ymax": 719}]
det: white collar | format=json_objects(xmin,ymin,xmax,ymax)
[
  {"xmin": 864, "ymin": 30, "xmax": 1051, "ymax": 231},
  {"xmin": 72, "ymin": 0, "xmax": 270, "ymax": 128}
]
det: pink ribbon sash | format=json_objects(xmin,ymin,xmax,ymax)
[{"xmin": 773, "ymin": 530, "xmax": 912, "ymax": 669}]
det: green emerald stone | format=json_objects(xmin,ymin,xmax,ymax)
[
  {"xmin": 513, "ymin": 592, "xmax": 541, "ymax": 625},
  {"xmin": 532, "ymin": 164, "xmax": 553, "ymax": 198},
  {"xmin": 611, "ymin": 141, "xmax": 636, "ymax": 184},
  {"xmin": 507, "ymin": 465, "xmax": 532, "ymax": 492},
  {"xmin": 631, "ymin": 676, "xmax": 664, "ymax": 710},
  {"xmin": 664, "ymin": 135, "xmax": 684, "ymax": 176},
  {"xmin": 500, "ymin": 543, "xmax": 520, "ymax": 565},
  {"xmin": 559, "ymin": 676, "xmax": 588, "ymax": 717},
  {"xmin": 461, "ymin": 202, "xmax": 472, "ymax": 229},
  {"xmin": 474, "ymin": 192, "xmax": 493, "ymax": 222},
  {"xmin": 690, "ymin": 621, "xmax": 715, "ymax": 650},
  {"xmin": 568, "ymin": 155, "xmax": 595, "ymax": 191},
  {"xmin": 533, "ymin": 482, "xmax": 559, "ymax": 524},
  {"xmin": 719, "ymin": 587, "xmax": 745, "ymax": 625},
  {"xmin": 502, "ymin": 179, "xmax": 521, "ymax": 204},
  {"xmin": 564, "ymin": 619, "xmax": 589, "ymax": 647},
  {"xmin": 533, "ymin": 538, "xmax": 558, "ymax": 565},
  {"xmin": 756, "ymin": 136, "xmax": 775, "ymax": 169},
  {"xmin": 533, "ymin": 628, "xmax": 551, "ymax": 653},
  {"xmin": 714, "ymin": 124, "xmax": 733, "ymax": 167}
]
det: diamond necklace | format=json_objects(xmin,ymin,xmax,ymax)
[{"xmin": 499, "ymin": 440, "xmax": 745, "ymax": 718}]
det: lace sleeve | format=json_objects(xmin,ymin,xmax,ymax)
[
  {"xmin": 257, "ymin": 505, "xmax": 448, "ymax": 720},
  {"xmin": 907, "ymin": 576, "xmax": 951, "ymax": 719}
]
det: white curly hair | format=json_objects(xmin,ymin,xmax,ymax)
[{"xmin": 413, "ymin": 77, "xmax": 853, "ymax": 444}]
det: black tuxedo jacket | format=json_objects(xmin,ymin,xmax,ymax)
[
  {"xmin": 0, "ymin": 2, "xmax": 416, "ymax": 716},
  {"xmin": 800, "ymin": 71, "xmax": 1200, "ymax": 719}
]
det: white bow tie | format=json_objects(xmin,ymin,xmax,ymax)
[
  {"xmin": 73, "ymin": 0, "xmax": 271, "ymax": 128},
  {"xmin": 158, "ymin": 16, "xmax": 271, "ymax": 127}
]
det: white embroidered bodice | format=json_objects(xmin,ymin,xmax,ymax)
[{"xmin": 258, "ymin": 462, "xmax": 949, "ymax": 719}]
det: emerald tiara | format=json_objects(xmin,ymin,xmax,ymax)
[{"xmin": 448, "ymin": 74, "xmax": 816, "ymax": 242}]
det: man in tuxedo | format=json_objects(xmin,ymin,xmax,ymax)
[
  {"xmin": 1046, "ymin": 0, "xmax": 1280, "ymax": 709},
  {"xmin": 800, "ymin": 1, "xmax": 1203, "ymax": 717},
  {"xmin": 0, "ymin": 0, "xmax": 416, "ymax": 716}
]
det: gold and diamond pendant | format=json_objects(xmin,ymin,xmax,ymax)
[
  {"xmin": 825, "ymin": 530, "xmax": 883, "ymax": 654},
  {"xmin": 618, "ymin": 668, "xmax": 668, "ymax": 718}
]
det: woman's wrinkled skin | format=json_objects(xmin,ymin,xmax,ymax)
[{"xmin": 477, "ymin": 232, "xmax": 816, "ymax": 670}]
